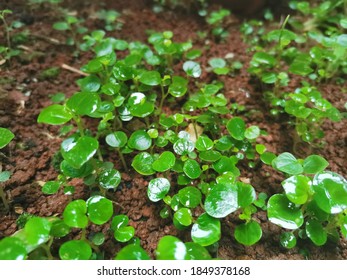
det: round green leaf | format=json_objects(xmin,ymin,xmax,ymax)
[
  {"xmin": 185, "ymin": 242, "xmax": 211, "ymax": 260},
  {"xmin": 303, "ymin": 155, "xmax": 329, "ymax": 174},
  {"xmin": 132, "ymin": 152, "xmax": 155, "ymax": 175},
  {"xmin": 0, "ymin": 237, "xmax": 27, "ymax": 260},
  {"xmin": 115, "ymin": 244, "xmax": 150, "ymax": 260},
  {"xmin": 267, "ymin": 194, "xmax": 304, "ymax": 230},
  {"xmin": 196, "ymin": 136, "xmax": 213, "ymax": 151},
  {"xmin": 42, "ymin": 181, "xmax": 60, "ymax": 195},
  {"xmin": 174, "ymin": 208, "xmax": 192, "ymax": 227},
  {"xmin": 61, "ymin": 136, "xmax": 99, "ymax": 169},
  {"xmin": 234, "ymin": 221, "xmax": 262, "ymax": 246},
  {"xmin": 98, "ymin": 169, "xmax": 121, "ymax": 190},
  {"xmin": 215, "ymin": 136, "xmax": 233, "ymax": 151},
  {"xmin": 209, "ymin": 58, "xmax": 226, "ymax": 69},
  {"xmin": 183, "ymin": 159, "xmax": 202, "ymax": 179},
  {"xmin": 60, "ymin": 160, "xmax": 93, "ymax": 178},
  {"xmin": 114, "ymin": 226, "xmax": 135, "ymax": 242},
  {"xmin": 178, "ymin": 186, "xmax": 202, "ymax": 208},
  {"xmin": 106, "ymin": 131, "xmax": 128, "ymax": 148},
  {"xmin": 50, "ymin": 219, "xmax": 70, "ymax": 238},
  {"xmin": 245, "ymin": 126, "xmax": 260, "ymax": 140},
  {"xmin": 199, "ymin": 150, "xmax": 221, "ymax": 162},
  {"xmin": 236, "ymin": 182, "xmax": 256, "ymax": 208},
  {"xmin": 59, "ymin": 240, "xmax": 92, "ymax": 260},
  {"xmin": 91, "ymin": 232, "xmax": 105, "ymax": 246},
  {"xmin": 24, "ymin": 217, "xmax": 51, "ymax": 246},
  {"xmin": 148, "ymin": 178, "xmax": 170, "ymax": 202},
  {"xmin": 169, "ymin": 76, "xmax": 188, "ymax": 97},
  {"xmin": 191, "ymin": 213, "xmax": 221, "ymax": 246},
  {"xmin": 128, "ymin": 130, "xmax": 152, "ymax": 151},
  {"xmin": 272, "ymin": 152, "xmax": 303, "ymax": 175},
  {"xmin": 306, "ymin": 219, "xmax": 327, "ymax": 246},
  {"xmin": 53, "ymin": 21, "xmax": 69, "ymax": 30},
  {"xmin": 282, "ymin": 175, "xmax": 311, "ymax": 205},
  {"xmin": 0, "ymin": 171, "xmax": 11, "ymax": 182},
  {"xmin": 63, "ymin": 200, "xmax": 88, "ymax": 228},
  {"xmin": 111, "ymin": 215, "xmax": 129, "ymax": 231},
  {"xmin": 139, "ymin": 71, "xmax": 161, "ymax": 86},
  {"xmin": 227, "ymin": 117, "xmax": 245, "ymax": 140},
  {"xmin": 212, "ymin": 156, "xmax": 239, "ymax": 175},
  {"xmin": 152, "ymin": 151, "xmax": 176, "ymax": 172},
  {"xmin": 280, "ymin": 232, "xmax": 297, "ymax": 249},
  {"xmin": 66, "ymin": 92, "xmax": 100, "ymax": 116},
  {"xmin": 173, "ymin": 138, "xmax": 195, "ymax": 155},
  {"xmin": 156, "ymin": 236, "xmax": 187, "ymax": 260},
  {"xmin": 205, "ymin": 184, "xmax": 238, "ymax": 218},
  {"xmin": 77, "ymin": 75, "xmax": 101, "ymax": 92},
  {"xmin": 183, "ymin": 61, "xmax": 202, "ymax": 78},
  {"xmin": 37, "ymin": 104, "xmax": 72, "ymax": 125},
  {"xmin": 312, "ymin": 171, "xmax": 347, "ymax": 214},
  {"xmin": 260, "ymin": 152, "xmax": 276, "ymax": 165},
  {"xmin": 87, "ymin": 195, "xmax": 113, "ymax": 225}
]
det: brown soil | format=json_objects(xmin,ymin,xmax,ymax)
[{"xmin": 0, "ymin": 0, "xmax": 346, "ymax": 260}]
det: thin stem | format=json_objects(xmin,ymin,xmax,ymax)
[
  {"xmin": 158, "ymin": 83, "xmax": 168, "ymax": 116},
  {"xmin": 117, "ymin": 148, "xmax": 128, "ymax": 172},
  {"xmin": 1, "ymin": 15, "xmax": 11, "ymax": 50},
  {"xmin": 74, "ymin": 117, "xmax": 85, "ymax": 136},
  {"xmin": 0, "ymin": 186, "xmax": 9, "ymax": 211}
]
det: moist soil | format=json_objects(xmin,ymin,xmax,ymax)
[{"xmin": 0, "ymin": 0, "xmax": 346, "ymax": 260}]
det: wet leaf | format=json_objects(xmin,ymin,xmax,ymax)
[
  {"xmin": 148, "ymin": 178, "xmax": 171, "ymax": 202},
  {"xmin": 156, "ymin": 236, "xmax": 186, "ymax": 260},
  {"xmin": 0, "ymin": 237, "xmax": 27, "ymax": 260},
  {"xmin": 152, "ymin": 151, "xmax": 176, "ymax": 172},
  {"xmin": 105, "ymin": 131, "xmax": 128, "ymax": 148},
  {"xmin": 282, "ymin": 175, "xmax": 311, "ymax": 205},
  {"xmin": 183, "ymin": 61, "xmax": 201, "ymax": 78},
  {"xmin": 87, "ymin": 195, "xmax": 113, "ymax": 225},
  {"xmin": 183, "ymin": 159, "xmax": 202, "ymax": 179},
  {"xmin": 115, "ymin": 244, "xmax": 150, "ymax": 260},
  {"xmin": 132, "ymin": 152, "xmax": 155, "ymax": 175},
  {"xmin": 312, "ymin": 171, "xmax": 347, "ymax": 214},
  {"xmin": 227, "ymin": 117, "xmax": 245, "ymax": 140},
  {"xmin": 205, "ymin": 184, "xmax": 238, "ymax": 218},
  {"xmin": 306, "ymin": 219, "xmax": 327, "ymax": 246},
  {"xmin": 267, "ymin": 194, "xmax": 304, "ymax": 230},
  {"xmin": 63, "ymin": 200, "xmax": 88, "ymax": 228},
  {"xmin": 59, "ymin": 240, "xmax": 92, "ymax": 260},
  {"xmin": 178, "ymin": 186, "xmax": 202, "ymax": 208},
  {"xmin": 272, "ymin": 152, "xmax": 303, "ymax": 175},
  {"xmin": 37, "ymin": 105, "xmax": 72, "ymax": 125},
  {"xmin": 98, "ymin": 169, "xmax": 121, "ymax": 190},
  {"xmin": 61, "ymin": 136, "xmax": 99, "ymax": 169},
  {"xmin": 128, "ymin": 130, "xmax": 152, "ymax": 151},
  {"xmin": 191, "ymin": 213, "xmax": 221, "ymax": 246},
  {"xmin": 280, "ymin": 232, "xmax": 296, "ymax": 249},
  {"xmin": 303, "ymin": 155, "xmax": 329, "ymax": 174}
]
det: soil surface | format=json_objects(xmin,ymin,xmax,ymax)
[{"xmin": 0, "ymin": 0, "xmax": 346, "ymax": 260}]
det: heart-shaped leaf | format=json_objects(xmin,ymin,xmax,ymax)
[
  {"xmin": 66, "ymin": 92, "xmax": 100, "ymax": 116},
  {"xmin": 156, "ymin": 236, "xmax": 187, "ymax": 260},
  {"xmin": 115, "ymin": 244, "xmax": 150, "ymax": 260},
  {"xmin": 272, "ymin": 152, "xmax": 303, "ymax": 175},
  {"xmin": 98, "ymin": 169, "xmax": 121, "ymax": 190},
  {"xmin": 59, "ymin": 240, "xmax": 92, "ymax": 260},
  {"xmin": 303, "ymin": 155, "xmax": 329, "ymax": 174},
  {"xmin": 282, "ymin": 175, "xmax": 311, "ymax": 205},
  {"xmin": 87, "ymin": 195, "xmax": 113, "ymax": 225},
  {"xmin": 234, "ymin": 221, "xmax": 262, "ymax": 246},
  {"xmin": 306, "ymin": 219, "xmax": 327, "ymax": 246},
  {"xmin": 312, "ymin": 171, "xmax": 347, "ymax": 214},
  {"xmin": 205, "ymin": 184, "xmax": 238, "ymax": 218},
  {"xmin": 63, "ymin": 200, "xmax": 88, "ymax": 228},
  {"xmin": 178, "ymin": 186, "xmax": 202, "ymax": 208},
  {"xmin": 61, "ymin": 136, "xmax": 99, "ymax": 169},
  {"xmin": 139, "ymin": 71, "xmax": 161, "ymax": 86},
  {"xmin": 148, "ymin": 178, "xmax": 170, "ymax": 202},
  {"xmin": 191, "ymin": 213, "xmax": 221, "ymax": 246},
  {"xmin": 227, "ymin": 117, "xmax": 245, "ymax": 140},
  {"xmin": 152, "ymin": 151, "xmax": 176, "ymax": 172},
  {"xmin": 267, "ymin": 194, "xmax": 304, "ymax": 230}
]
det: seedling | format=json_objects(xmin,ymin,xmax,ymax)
[
  {"xmin": 206, "ymin": 8, "xmax": 231, "ymax": 41},
  {"xmin": 268, "ymin": 152, "xmax": 347, "ymax": 247},
  {"xmin": 95, "ymin": 9, "xmax": 123, "ymax": 31}
]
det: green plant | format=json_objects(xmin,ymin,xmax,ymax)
[
  {"xmin": 267, "ymin": 152, "xmax": 347, "ymax": 248},
  {"xmin": 206, "ymin": 8, "xmax": 231, "ymax": 41},
  {"xmin": 95, "ymin": 9, "xmax": 123, "ymax": 31},
  {"xmin": 0, "ymin": 196, "xmax": 135, "ymax": 260},
  {"xmin": 0, "ymin": 127, "xmax": 14, "ymax": 211},
  {"xmin": 115, "ymin": 235, "xmax": 212, "ymax": 260}
]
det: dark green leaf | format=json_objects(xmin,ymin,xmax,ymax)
[
  {"xmin": 132, "ymin": 152, "xmax": 155, "ymax": 175},
  {"xmin": 42, "ymin": 181, "xmax": 60, "ymax": 195},
  {"xmin": 139, "ymin": 71, "xmax": 161, "ymax": 86},
  {"xmin": 106, "ymin": 131, "xmax": 128, "ymax": 148},
  {"xmin": 183, "ymin": 159, "xmax": 202, "ymax": 179},
  {"xmin": 128, "ymin": 130, "xmax": 152, "ymax": 151},
  {"xmin": 66, "ymin": 92, "xmax": 100, "ymax": 116},
  {"xmin": 227, "ymin": 117, "xmax": 245, "ymax": 140},
  {"xmin": 234, "ymin": 221, "xmax": 262, "ymax": 246},
  {"xmin": 152, "ymin": 151, "xmax": 176, "ymax": 172},
  {"xmin": 306, "ymin": 219, "xmax": 327, "ymax": 246},
  {"xmin": 98, "ymin": 169, "xmax": 121, "ymax": 190},
  {"xmin": 178, "ymin": 186, "xmax": 202, "ymax": 208}
]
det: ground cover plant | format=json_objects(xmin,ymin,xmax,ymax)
[{"xmin": 0, "ymin": 0, "xmax": 346, "ymax": 260}]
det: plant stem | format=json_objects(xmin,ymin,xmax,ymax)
[
  {"xmin": 74, "ymin": 117, "xmax": 85, "ymax": 136},
  {"xmin": 1, "ymin": 15, "xmax": 11, "ymax": 51},
  {"xmin": 158, "ymin": 83, "xmax": 168, "ymax": 116},
  {"xmin": 117, "ymin": 148, "xmax": 128, "ymax": 172},
  {"xmin": 0, "ymin": 186, "xmax": 9, "ymax": 211}
]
